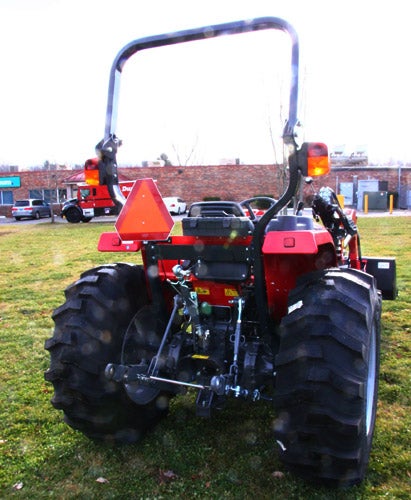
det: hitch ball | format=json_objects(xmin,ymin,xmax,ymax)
[
  {"xmin": 105, "ymin": 363, "xmax": 115, "ymax": 380},
  {"xmin": 172, "ymin": 264, "xmax": 191, "ymax": 279},
  {"xmin": 210, "ymin": 375, "xmax": 226, "ymax": 396}
]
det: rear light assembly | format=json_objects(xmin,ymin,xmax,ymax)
[
  {"xmin": 84, "ymin": 158, "xmax": 100, "ymax": 186},
  {"xmin": 296, "ymin": 142, "xmax": 330, "ymax": 177},
  {"xmin": 306, "ymin": 143, "xmax": 330, "ymax": 177}
]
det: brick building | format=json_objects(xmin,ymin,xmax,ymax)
[{"xmin": 1, "ymin": 163, "xmax": 410, "ymax": 218}]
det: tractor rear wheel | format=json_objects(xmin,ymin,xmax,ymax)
[
  {"xmin": 44, "ymin": 263, "xmax": 169, "ymax": 443},
  {"xmin": 273, "ymin": 268, "xmax": 381, "ymax": 487}
]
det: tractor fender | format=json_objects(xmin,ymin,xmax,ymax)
[{"xmin": 262, "ymin": 229, "xmax": 333, "ymax": 254}]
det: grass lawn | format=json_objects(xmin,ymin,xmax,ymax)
[{"xmin": 0, "ymin": 217, "xmax": 410, "ymax": 499}]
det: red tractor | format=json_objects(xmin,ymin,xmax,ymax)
[{"xmin": 45, "ymin": 17, "xmax": 396, "ymax": 487}]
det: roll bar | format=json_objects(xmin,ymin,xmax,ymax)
[
  {"xmin": 104, "ymin": 17, "xmax": 299, "ymax": 144},
  {"xmin": 96, "ymin": 17, "xmax": 301, "ymax": 209}
]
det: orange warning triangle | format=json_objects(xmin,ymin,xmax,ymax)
[{"xmin": 115, "ymin": 178, "xmax": 174, "ymax": 241}]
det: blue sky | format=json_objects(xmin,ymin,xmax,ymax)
[{"xmin": 0, "ymin": 0, "xmax": 409, "ymax": 167}]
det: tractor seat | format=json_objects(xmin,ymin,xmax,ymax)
[
  {"xmin": 266, "ymin": 215, "xmax": 314, "ymax": 231},
  {"xmin": 182, "ymin": 201, "xmax": 254, "ymax": 238},
  {"xmin": 188, "ymin": 201, "xmax": 246, "ymax": 218}
]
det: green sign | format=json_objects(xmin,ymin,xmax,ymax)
[{"xmin": 0, "ymin": 177, "xmax": 21, "ymax": 188}]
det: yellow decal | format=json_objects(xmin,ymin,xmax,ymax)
[
  {"xmin": 225, "ymin": 288, "xmax": 238, "ymax": 297},
  {"xmin": 192, "ymin": 354, "xmax": 209, "ymax": 360},
  {"xmin": 195, "ymin": 287, "xmax": 210, "ymax": 295}
]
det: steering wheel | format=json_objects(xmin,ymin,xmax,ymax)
[{"xmin": 240, "ymin": 197, "xmax": 277, "ymax": 221}]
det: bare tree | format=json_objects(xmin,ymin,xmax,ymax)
[
  {"xmin": 171, "ymin": 133, "xmax": 200, "ymax": 166},
  {"xmin": 267, "ymin": 99, "xmax": 289, "ymax": 201}
]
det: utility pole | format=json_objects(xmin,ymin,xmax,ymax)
[{"xmin": 50, "ymin": 174, "xmax": 56, "ymax": 223}]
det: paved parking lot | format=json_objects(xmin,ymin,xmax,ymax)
[
  {"xmin": 0, "ymin": 214, "xmax": 187, "ymax": 225},
  {"xmin": 1, "ymin": 209, "xmax": 409, "ymax": 226}
]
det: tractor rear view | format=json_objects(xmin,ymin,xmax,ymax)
[{"xmin": 44, "ymin": 17, "xmax": 396, "ymax": 488}]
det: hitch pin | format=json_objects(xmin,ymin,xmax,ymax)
[{"xmin": 276, "ymin": 440, "xmax": 287, "ymax": 452}]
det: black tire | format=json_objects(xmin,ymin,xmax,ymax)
[
  {"xmin": 15, "ymin": 217, "xmax": 21, "ymax": 221},
  {"xmin": 273, "ymin": 268, "xmax": 382, "ymax": 487},
  {"xmin": 82, "ymin": 217, "xmax": 92, "ymax": 223},
  {"xmin": 34, "ymin": 211, "xmax": 40, "ymax": 220},
  {"xmin": 64, "ymin": 206, "xmax": 83, "ymax": 223},
  {"xmin": 44, "ymin": 263, "xmax": 169, "ymax": 443}
]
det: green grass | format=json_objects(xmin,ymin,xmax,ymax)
[{"xmin": 0, "ymin": 217, "xmax": 410, "ymax": 499}]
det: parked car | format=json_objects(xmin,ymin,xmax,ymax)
[
  {"xmin": 12, "ymin": 199, "xmax": 51, "ymax": 220},
  {"xmin": 163, "ymin": 197, "xmax": 187, "ymax": 215}
]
